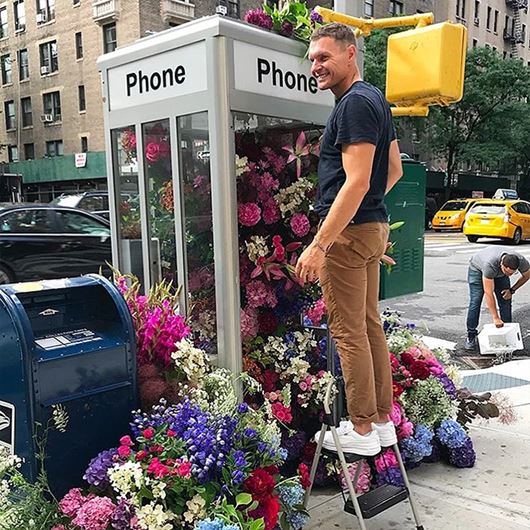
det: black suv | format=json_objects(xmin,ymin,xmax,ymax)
[{"xmin": 51, "ymin": 191, "xmax": 118, "ymax": 220}]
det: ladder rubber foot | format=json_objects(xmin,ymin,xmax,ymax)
[
  {"xmin": 416, "ymin": 526, "xmax": 425, "ymax": 530},
  {"xmin": 322, "ymin": 447, "xmax": 365, "ymax": 463},
  {"xmin": 344, "ymin": 485, "xmax": 409, "ymax": 519}
]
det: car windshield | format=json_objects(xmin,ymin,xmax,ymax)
[
  {"xmin": 469, "ymin": 203, "xmax": 506, "ymax": 215},
  {"xmin": 51, "ymin": 195, "xmax": 83, "ymax": 207},
  {"xmin": 441, "ymin": 201, "xmax": 467, "ymax": 211}
]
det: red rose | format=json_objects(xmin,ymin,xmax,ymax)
[
  {"xmin": 298, "ymin": 463, "xmax": 311, "ymax": 489},
  {"xmin": 167, "ymin": 430, "xmax": 176, "ymax": 438},
  {"xmin": 400, "ymin": 353, "xmax": 415, "ymax": 366},
  {"xmin": 117, "ymin": 445, "xmax": 131, "ymax": 458},
  {"xmin": 249, "ymin": 495, "xmax": 281, "ymax": 530},
  {"xmin": 142, "ymin": 428, "xmax": 155, "ymax": 440},
  {"xmin": 410, "ymin": 360, "xmax": 430, "ymax": 380},
  {"xmin": 243, "ymin": 469, "xmax": 276, "ymax": 502},
  {"xmin": 135, "ymin": 450, "xmax": 148, "ymax": 461},
  {"xmin": 119, "ymin": 435, "xmax": 133, "ymax": 447},
  {"xmin": 393, "ymin": 383, "xmax": 404, "ymax": 398},
  {"xmin": 262, "ymin": 369, "xmax": 280, "ymax": 393}
]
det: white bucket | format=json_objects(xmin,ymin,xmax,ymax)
[{"xmin": 478, "ymin": 322, "xmax": 523, "ymax": 355}]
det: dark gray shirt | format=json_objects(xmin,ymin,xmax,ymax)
[{"xmin": 469, "ymin": 246, "xmax": 530, "ymax": 279}]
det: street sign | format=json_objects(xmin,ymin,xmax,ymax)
[
  {"xmin": 75, "ymin": 153, "xmax": 87, "ymax": 168},
  {"xmin": 0, "ymin": 401, "xmax": 15, "ymax": 454}
]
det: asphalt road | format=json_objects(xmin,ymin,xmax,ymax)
[{"xmin": 381, "ymin": 231, "xmax": 530, "ymax": 367}]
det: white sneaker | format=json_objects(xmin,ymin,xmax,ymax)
[
  {"xmin": 372, "ymin": 421, "xmax": 397, "ymax": 447},
  {"xmin": 321, "ymin": 428, "xmax": 381, "ymax": 457}
]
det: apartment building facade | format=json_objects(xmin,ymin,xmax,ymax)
[{"xmin": 0, "ymin": 0, "xmax": 450, "ymax": 201}]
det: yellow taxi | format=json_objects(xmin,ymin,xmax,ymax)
[
  {"xmin": 431, "ymin": 198, "xmax": 480, "ymax": 231},
  {"xmin": 463, "ymin": 199, "xmax": 530, "ymax": 245}
]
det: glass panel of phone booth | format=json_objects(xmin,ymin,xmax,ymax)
[
  {"xmin": 177, "ymin": 112, "xmax": 217, "ymax": 355},
  {"xmin": 111, "ymin": 127, "xmax": 144, "ymax": 282},
  {"xmin": 141, "ymin": 119, "xmax": 176, "ymax": 286},
  {"xmin": 234, "ymin": 112, "xmax": 323, "ymax": 353}
]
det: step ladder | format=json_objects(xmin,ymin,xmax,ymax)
[{"xmin": 302, "ymin": 332, "xmax": 424, "ymax": 529}]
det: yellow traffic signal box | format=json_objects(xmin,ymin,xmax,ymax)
[{"xmin": 386, "ymin": 22, "xmax": 467, "ymax": 110}]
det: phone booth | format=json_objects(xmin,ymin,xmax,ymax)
[{"xmin": 98, "ymin": 16, "xmax": 334, "ymax": 374}]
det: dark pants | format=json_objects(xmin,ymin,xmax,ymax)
[{"xmin": 466, "ymin": 267, "xmax": 512, "ymax": 339}]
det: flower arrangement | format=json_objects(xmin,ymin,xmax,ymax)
[
  {"xmin": 244, "ymin": 2, "xmax": 323, "ymax": 43},
  {"xmin": 53, "ymin": 379, "xmax": 310, "ymax": 530}
]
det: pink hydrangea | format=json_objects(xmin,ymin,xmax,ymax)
[
  {"xmin": 339, "ymin": 461, "xmax": 371, "ymax": 493},
  {"xmin": 240, "ymin": 307, "xmax": 259, "ymax": 340},
  {"xmin": 59, "ymin": 488, "xmax": 90, "ymax": 518},
  {"xmin": 238, "ymin": 203, "xmax": 262, "ymax": 226},
  {"xmin": 398, "ymin": 420, "xmax": 414, "ymax": 440},
  {"xmin": 306, "ymin": 298, "xmax": 326, "ymax": 326},
  {"xmin": 262, "ymin": 198, "xmax": 281, "ymax": 225},
  {"xmin": 246, "ymin": 280, "xmax": 278, "ymax": 309},
  {"xmin": 389, "ymin": 401, "xmax": 402, "ymax": 426},
  {"xmin": 72, "ymin": 497, "xmax": 116, "ymax": 530},
  {"xmin": 290, "ymin": 213, "xmax": 310, "ymax": 237},
  {"xmin": 374, "ymin": 449, "xmax": 398, "ymax": 473}
]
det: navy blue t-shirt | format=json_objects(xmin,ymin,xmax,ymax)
[{"xmin": 315, "ymin": 80, "xmax": 395, "ymax": 224}]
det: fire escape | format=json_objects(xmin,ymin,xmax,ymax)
[{"xmin": 504, "ymin": 0, "xmax": 527, "ymax": 56}]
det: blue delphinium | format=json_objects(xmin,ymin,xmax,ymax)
[
  {"xmin": 195, "ymin": 518, "xmax": 239, "ymax": 530},
  {"xmin": 436, "ymin": 419, "xmax": 467, "ymax": 449},
  {"xmin": 83, "ymin": 448, "xmax": 118, "ymax": 488},
  {"xmin": 400, "ymin": 425, "xmax": 434, "ymax": 464}
]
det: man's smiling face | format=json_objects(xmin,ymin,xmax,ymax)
[{"xmin": 308, "ymin": 36, "xmax": 356, "ymax": 96}]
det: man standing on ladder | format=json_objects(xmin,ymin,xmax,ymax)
[{"xmin": 295, "ymin": 23, "xmax": 403, "ymax": 456}]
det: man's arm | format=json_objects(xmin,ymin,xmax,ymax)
[
  {"xmin": 313, "ymin": 142, "xmax": 375, "ymax": 250},
  {"xmin": 386, "ymin": 139, "xmax": 403, "ymax": 195},
  {"xmin": 511, "ymin": 269, "xmax": 530, "ymax": 293},
  {"xmin": 482, "ymin": 276, "xmax": 503, "ymax": 327}
]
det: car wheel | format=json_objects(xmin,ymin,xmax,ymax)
[
  {"xmin": 467, "ymin": 235, "xmax": 479, "ymax": 243},
  {"xmin": 511, "ymin": 227, "xmax": 522, "ymax": 245},
  {"xmin": 0, "ymin": 265, "xmax": 14, "ymax": 285}
]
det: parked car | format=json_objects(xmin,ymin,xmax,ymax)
[
  {"xmin": 463, "ymin": 200, "xmax": 530, "ymax": 245},
  {"xmin": 431, "ymin": 198, "xmax": 483, "ymax": 231},
  {"xmin": 0, "ymin": 203, "xmax": 112, "ymax": 284},
  {"xmin": 51, "ymin": 191, "xmax": 127, "ymax": 220}
]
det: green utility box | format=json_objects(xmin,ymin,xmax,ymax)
[{"xmin": 380, "ymin": 160, "xmax": 426, "ymax": 300}]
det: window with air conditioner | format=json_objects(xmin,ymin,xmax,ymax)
[
  {"xmin": 36, "ymin": 0, "xmax": 55, "ymax": 23},
  {"xmin": 42, "ymin": 91, "xmax": 61, "ymax": 122},
  {"xmin": 1, "ymin": 54, "xmax": 12, "ymax": 85},
  {"xmin": 4, "ymin": 101, "xmax": 16, "ymax": 130},
  {"xmin": 19, "ymin": 49, "xmax": 29, "ymax": 80},
  {"xmin": 0, "ymin": 7, "xmax": 8, "ymax": 38},
  {"xmin": 39, "ymin": 40, "xmax": 58, "ymax": 74},
  {"xmin": 21, "ymin": 97, "xmax": 32, "ymax": 127},
  {"xmin": 14, "ymin": 1, "xmax": 26, "ymax": 31}
]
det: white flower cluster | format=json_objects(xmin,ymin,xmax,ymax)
[
  {"xmin": 235, "ymin": 155, "xmax": 249, "ymax": 177},
  {"xmin": 274, "ymin": 178, "xmax": 313, "ymax": 217},
  {"xmin": 0, "ymin": 447, "xmax": 22, "ymax": 475},
  {"xmin": 386, "ymin": 332, "xmax": 414, "ymax": 355},
  {"xmin": 282, "ymin": 357, "xmax": 311, "ymax": 383},
  {"xmin": 0, "ymin": 478, "xmax": 11, "ymax": 510},
  {"xmin": 302, "ymin": 371, "xmax": 336, "ymax": 408},
  {"xmin": 244, "ymin": 235, "xmax": 269, "ymax": 264},
  {"xmin": 444, "ymin": 364, "xmax": 462, "ymax": 388},
  {"xmin": 52, "ymin": 404, "xmax": 69, "ymax": 433},
  {"xmin": 108, "ymin": 461, "xmax": 146, "ymax": 500},
  {"xmin": 190, "ymin": 310, "xmax": 216, "ymax": 341},
  {"xmin": 171, "ymin": 338, "xmax": 209, "ymax": 383},
  {"xmin": 136, "ymin": 502, "xmax": 175, "ymax": 530},
  {"xmin": 262, "ymin": 330, "xmax": 316, "ymax": 372},
  {"xmin": 201, "ymin": 368, "xmax": 238, "ymax": 416},
  {"xmin": 183, "ymin": 494, "xmax": 206, "ymax": 523}
]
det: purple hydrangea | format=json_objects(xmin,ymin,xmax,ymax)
[
  {"xmin": 281, "ymin": 430, "xmax": 307, "ymax": 461},
  {"xmin": 310, "ymin": 10, "xmax": 324, "ymax": 24},
  {"xmin": 448, "ymin": 437, "xmax": 476, "ymax": 468},
  {"xmin": 436, "ymin": 419, "xmax": 467, "ymax": 449},
  {"xmin": 422, "ymin": 438, "xmax": 443, "ymax": 463},
  {"xmin": 376, "ymin": 466, "xmax": 405, "ymax": 487},
  {"xmin": 111, "ymin": 498, "xmax": 136, "ymax": 530},
  {"xmin": 244, "ymin": 9, "xmax": 273, "ymax": 30},
  {"xmin": 83, "ymin": 448, "xmax": 118, "ymax": 488},
  {"xmin": 435, "ymin": 373, "xmax": 457, "ymax": 399}
]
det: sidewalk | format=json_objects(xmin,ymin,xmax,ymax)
[{"xmin": 305, "ymin": 360, "xmax": 530, "ymax": 530}]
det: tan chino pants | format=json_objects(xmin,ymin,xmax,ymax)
[{"xmin": 319, "ymin": 222, "xmax": 393, "ymax": 424}]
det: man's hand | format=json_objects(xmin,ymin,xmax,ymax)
[
  {"xmin": 501, "ymin": 289, "xmax": 512, "ymax": 300},
  {"xmin": 494, "ymin": 317, "xmax": 504, "ymax": 328},
  {"xmin": 295, "ymin": 242, "xmax": 326, "ymax": 285}
]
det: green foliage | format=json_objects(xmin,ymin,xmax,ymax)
[
  {"xmin": 456, "ymin": 388, "xmax": 500, "ymax": 428},
  {"xmin": 262, "ymin": 1, "xmax": 322, "ymax": 42}
]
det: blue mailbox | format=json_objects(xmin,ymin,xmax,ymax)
[{"xmin": 0, "ymin": 274, "xmax": 137, "ymax": 495}]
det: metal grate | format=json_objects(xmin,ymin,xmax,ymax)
[{"xmin": 462, "ymin": 372, "xmax": 530, "ymax": 393}]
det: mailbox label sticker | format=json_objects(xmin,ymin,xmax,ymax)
[{"xmin": 0, "ymin": 401, "xmax": 15, "ymax": 455}]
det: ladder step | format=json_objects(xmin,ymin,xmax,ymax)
[
  {"xmin": 322, "ymin": 447, "xmax": 365, "ymax": 463},
  {"xmin": 344, "ymin": 485, "xmax": 409, "ymax": 519}
]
